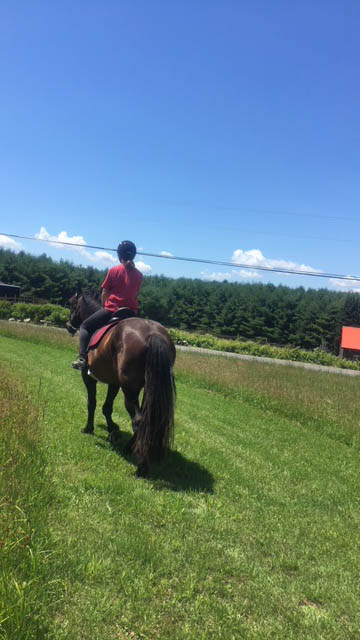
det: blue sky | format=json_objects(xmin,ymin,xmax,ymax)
[{"xmin": 1, "ymin": 1, "xmax": 360, "ymax": 291}]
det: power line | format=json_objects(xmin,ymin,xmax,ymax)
[{"xmin": 1, "ymin": 231, "xmax": 360, "ymax": 283}]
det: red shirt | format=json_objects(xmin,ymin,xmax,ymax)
[{"xmin": 101, "ymin": 264, "xmax": 142, "ymax": 312}]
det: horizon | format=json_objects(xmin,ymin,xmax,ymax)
[{"xmin": 2, "ymin": 243, "xmax": 360, "ymax": 296}]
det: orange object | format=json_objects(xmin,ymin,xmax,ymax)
[{"xmin": 340, "ymin": 326, "xmax": 360, "ymax": 350}]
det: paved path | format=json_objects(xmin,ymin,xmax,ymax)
[{"xmin": 176, "ymin": 345, "xmax": 360, "ymax": 377}]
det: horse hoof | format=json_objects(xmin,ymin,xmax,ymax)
[
  {"xmin": 82, "ymin": 427, "xmax": 94, "ymax": 434},
  {"xmin": 123, "ymin": 443, "xmax": 134, "ymax": 456},
  {"xmin": 123, "ymin": 434, "xmax": 136, "ymax": 457},
  {"xmin": 108, "ymin": 430, "xmax": 120, "ymax": 446},
  {"xmin": 106, "ymin": 421, "xmax": 118, "ymax": 432},
  {"xmin": 136, "ymin": 463, "xmax": 149, "ymax": 478}
]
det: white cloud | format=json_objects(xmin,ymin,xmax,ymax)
[
  {"xmin": 201, "ymin": 268, "xmax": 262, "ymax": 282},
  {"xmin": 201, "ymin": 271, "xmax": 233, "ymax": 282},
  {"xmin": 331, "ymin": 278, "xmax": 360, "ymax": 293},
  {"xmin": 135, "ymin": 260, "xmax": 152, "ymax": 275},
  {"xmin": 32, "ymin": 228, "xmax": 154, "ymax": 272},
  {"xmin": 237, "ymin": 269, "xmax": 262, "ymax": 279},
  {"xmin": 201, "ymin": 248, "xmax": 321, "ymax": 283},
  {"xmin": 93, "ymin": 251, "xmax": 117, "ymax": 264},
  {"xmin": 0, "ymin": 234, "xmax": 23, "ymax": 251},
  {"xmin": 34, "ymin": 227, "xmax": 119, "ymax": 266},
  {"xmin": 32, "ymin": 227, "xmax": 153, "ymax": 272},
  {"xmin": 232, "ymin": 248, "xmax": 321, "ymax": 275},
  {"xmin": 35, "ymin": 226, "xmax": 86, "ymax": 250},
  {"xmin": 160, "ymin": 250, "xmax": 173, "ymax": 257}
]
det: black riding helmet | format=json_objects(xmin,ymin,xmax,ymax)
[{"xmin": 117, "ymin": 240, "xmax": 137, "ymax": 261}]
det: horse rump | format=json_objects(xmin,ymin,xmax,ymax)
[{"xmin": 134, "ymin": 333, "xmax": 176, "ymax": 463}]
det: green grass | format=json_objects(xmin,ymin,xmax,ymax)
[{"xmin": 1, "ymin": 323, "xmax": 360, "ymax": 639}]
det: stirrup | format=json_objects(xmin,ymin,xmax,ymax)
[{"xmin": 72, "ymin": 356, "xmax": 87, "ymax": 370}]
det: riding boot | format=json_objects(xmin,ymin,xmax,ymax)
[
  {"xmin": 71, "ymin": 308, "xmax": 112, "ymax": 370},
  {"xmin": 72, "ymin": 327, "xmax": 89, "ymax": 369}
]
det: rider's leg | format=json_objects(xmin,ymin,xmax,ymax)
[
  {"xmin": 72, "ymin": 308, "xmax": 113, "ymax": 369},
  {"xmin": 78, "ymin": 326, "xmax": 91, "ymax": 360}
]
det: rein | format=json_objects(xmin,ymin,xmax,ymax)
[{"xmin": 66, "ymin": 321, "xmax": 78, "ymax": 335}]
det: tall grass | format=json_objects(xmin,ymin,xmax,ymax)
[
  {"xmin": 175, "ymin": 351, "xmax": 360, "ymax": 450},
  {"xmin": 0, "ymin": 367, "xmax": 59, "ymax": 639}
]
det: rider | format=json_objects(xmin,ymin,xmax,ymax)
[{"xmin": 71, "ymin": 240, "xmax": 143, "ymax": 370}]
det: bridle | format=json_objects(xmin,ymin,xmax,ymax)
[{"xmin": 66, "ymin": 294, "xmax": 83, "ymax": 335}]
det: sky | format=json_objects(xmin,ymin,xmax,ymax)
[{"xmin": 1, "ymin": 1, "xmax": 360, "ymax": 292}]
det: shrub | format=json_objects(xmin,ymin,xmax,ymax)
[
  {"xmin": 0, "ymin": 300, "xmax": 11, "ymax": 319},
  {"xmin": 46, "ymin": 307, "xmax": 68, "ymax": 326},
  {"xmin": 0, "ymin": 302, "xmax": 69, "ymax": 327},
  {"xmin": 10, "ymin": 302, "xmax": 32, "ymax": 320}
]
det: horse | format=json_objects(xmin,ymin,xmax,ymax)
[{"xmin": 67, "ymin": 291, "xmax": 176, "ymax": 477}]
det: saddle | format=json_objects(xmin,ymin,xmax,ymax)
[{"xmin": 88, "ymin": 308, "xmax": 135, "ymax": 351}]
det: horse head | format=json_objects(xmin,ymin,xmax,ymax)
[
  {"xmin": 66, "ymin": 292, "xmax": 82, "ymax": 335},
  {"xmin": 66, "ymin": 290, "xmax": 102, "ymax": 335}
]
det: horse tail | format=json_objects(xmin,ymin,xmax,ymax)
[{"xmin": 134, "ymin": 334, "xmax": 176, "ymax": 463}]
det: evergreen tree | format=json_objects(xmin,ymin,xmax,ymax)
[{"xmin": 0, "ymin": 247, "xmax": 357, "ymax": 354}]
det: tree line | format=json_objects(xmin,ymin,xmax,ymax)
[{"xmin": 1, "ymin": 247, "xmax": 360, "ymax": 354}]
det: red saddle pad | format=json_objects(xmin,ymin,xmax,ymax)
[{"xmin": 88, "ymin": 321, "xmax": 118, "ymax": 351}]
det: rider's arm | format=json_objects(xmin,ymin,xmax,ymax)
[{"xmin": 101, "ymin": 288, "xmax": 110, "ymax": 308}]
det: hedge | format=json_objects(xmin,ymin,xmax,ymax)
[
  {"xmin": 167, "ymin": 328, "xmax": 360, "ymax": 372},
  {"xmin": 0, "ymin": 301, "xmax": 68, "ymax": 327}
]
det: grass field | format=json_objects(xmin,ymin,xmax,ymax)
[{"xmin": 1, "ymin": 322, "xmax": 360, "ymax": 639}]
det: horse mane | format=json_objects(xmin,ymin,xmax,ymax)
[{"xmin": 82, "ymin": 289, "xmax": 101, "ymax": 313}]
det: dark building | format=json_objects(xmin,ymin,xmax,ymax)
[{"xmin": 0, "ymin": 281, "xmax": 20, "ymax": 298}]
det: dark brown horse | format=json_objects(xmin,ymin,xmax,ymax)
[{"xmin": 67, "ymin": 292, "xmax": 176, "ymax": 477}]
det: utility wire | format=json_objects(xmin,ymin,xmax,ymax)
[{"xmin": 1, "ymin": 231, "xmax": 360, "ymax": 283}]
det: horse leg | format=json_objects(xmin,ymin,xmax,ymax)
[
  {"xmin": 122, "ymin": 391, "xmax": 140, "ymax": 455},
  {"xmin": 123, "ymin": 432, "xmax": 136, "ymax": 457},
  {"xmin": 102, "ymin": 384, "xmax": 121, "ymax": 445},
  {"xmin": 122, "ymin": 390, "xmax": 149, "ymax": 477},
  {"xmin": 81, "ymin": 369, "xmax": 97, "ymax": 434}
]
